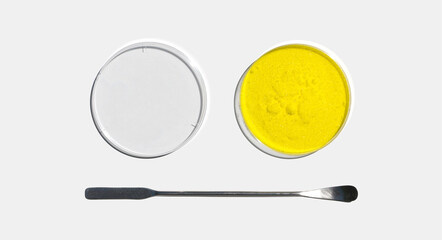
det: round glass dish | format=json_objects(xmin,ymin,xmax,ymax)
[
  {"xmin": 234, "ymin": 41, "xmax": 352, "ymax": 159},
  {"xmin": 91, "ymin": 41, "xmax": 207, "ymax": 158}
]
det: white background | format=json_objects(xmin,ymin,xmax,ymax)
[{"xmin": 1, "ymin": 1, "xmax": 441, "ymax": 239}]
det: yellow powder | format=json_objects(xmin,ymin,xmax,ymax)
[{"xmin": 240, "ymin": 44, "xmax": 350, "ymax": 155}]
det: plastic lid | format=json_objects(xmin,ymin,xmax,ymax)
[{"xmin": 91, "ymin": 42, "xmax": 207, "ymax": 158}]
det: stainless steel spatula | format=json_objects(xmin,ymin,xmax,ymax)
[{"xmin": 85, "ymin": 185, "xmax": 358, "ymax": 202}]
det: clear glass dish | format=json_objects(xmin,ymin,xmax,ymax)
[{"xmin": 91, "ymin": 41, "xmax": 207, "ymax": 158}]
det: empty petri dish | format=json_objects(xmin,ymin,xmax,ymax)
[
  {"xmin": 91, "ymin": 41, "xmax": 207, "ymax": 158},
  {"xmin": 234, "ymin": 41, "xmax": 352, "ymax": 159}
]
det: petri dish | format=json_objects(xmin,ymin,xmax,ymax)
[
  {"xmin": 234, "ymin": 41, "xmax": 352, "ymax": 159},
  {"xmin": 91, "ymin": 41, "xmax": 207, "ymax": 158}
]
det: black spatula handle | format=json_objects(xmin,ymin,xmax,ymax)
[{"xmin": 85, "ymin": 187, "xmax": 157, "ymax": 200}]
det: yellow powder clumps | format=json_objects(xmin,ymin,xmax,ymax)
[{"xmin": 240, "ymin": 44, "xmax": 350, "ymax": 155}]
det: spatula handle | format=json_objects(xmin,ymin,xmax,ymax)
[{"xmin": 85, "ymin": 187, "xmax": 156, "ymax": 200}]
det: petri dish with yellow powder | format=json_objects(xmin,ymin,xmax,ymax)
[{"xmin": 234, "ymin": 42, "xmax": 352, "ymax": 158}]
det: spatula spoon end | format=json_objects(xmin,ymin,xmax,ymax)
[{"xmin": 299, "ymin": 185, "xmax": 358, "ymax": 202}]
